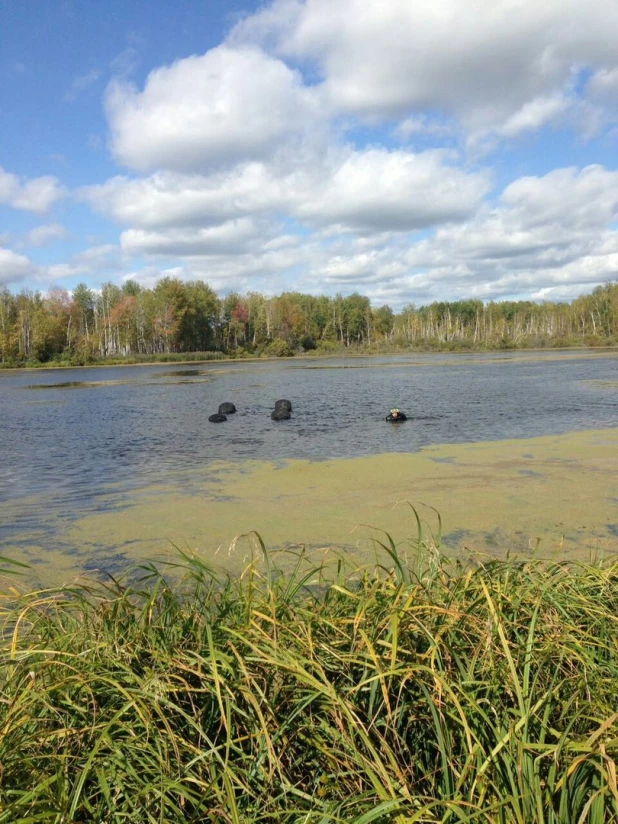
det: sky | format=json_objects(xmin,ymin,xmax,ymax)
[{"xmin": 2, "ymin": 0, "xmax": 618, "ymax": 308}]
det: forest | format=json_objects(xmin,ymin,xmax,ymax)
[{"xmin": 0, "ymin": 278, "xmax": 617, "ymax": 365}]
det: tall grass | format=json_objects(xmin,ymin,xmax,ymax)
[{"xmin": 1, "ymin": 535, "xmax": 617, "ymax": 823}]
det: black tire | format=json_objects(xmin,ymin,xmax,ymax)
[
  {"xmin": 218, "ymin": 402, "xmax": 236, "ymax": 414},
  {"xmin": 271, "ymin": 408, "xmax": 291, "ymax": 420}
]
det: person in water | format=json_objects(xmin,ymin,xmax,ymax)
[{"xmin": 386, "ymin": 408, "xmax": 407, "ymax": 422}]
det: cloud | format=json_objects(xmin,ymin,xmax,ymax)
[
  {"xmin": 67, "ymin": 2, "xmax": 618, "ymax": 307},
  {"xmin": 123, "ymin": 242, "xmax": 312, "ymax": 295},
  {"xmin": 120, "ymin": 265, "xmax": 186, "ymax": 291},
  {"xmin": 83, "ymin": 146, "xmax": 490, "ymax": 237},
  {"xmin": 0, "ymin": 167, "xmax": 66, "ymax": 213},
  {"xmin": 23, "ymin": 224, "xmax": 68, "ymax": 248},
  {"xmin": 86, "ymin": 98, "xmax": 618, "ymax": 306},
  {"xmin": 395, "ymin": 115, "xmax": 454, "ymax": 140},
  {"xmin": 64, "ymin": 69, "xmax": 101, "ymax": 102},
  {"xmin": 232, "ymin": 0, "xmax": 618, "ymax": 140},
  {"xmin": 294, "ymin": 149, "xmax": 491, "ymax": 231},
  {"xmin": 587, "ymin": 67, "xmax": 618, "ymax": 101},
  {"xmin": 0, "ymin": 248, "xmax": 38, "ymax": 286},
  {"xmin": 318, "ymin": 249, "xmax": 407, "ymax": 284},
  {"xmin": 498, "ymin": 94, "xmax": 569, "ymax": 138},
  {"xmin": 368, "ymin": 164, "xmax": 618, "ymax": 304},
  {"xmin": 198, "ymin": 162, "xmax": 618, "ymax": 306},
  {"xmin": 47, "ymin": 245, "xmax": 121, "ymax": 280},
  {"xmin": 81, "ymin": 165, "xmax": 284, "ymax": 229},
  {"xmin": 120, "ymin": 218, "xmax": 264, "ymax": 256},
  {"xmin": 111, "ymin": 46, "xmax": 140, "ymax": 78},
  {"xmin": 500, "ymin": 165, "xmax": 618, "ymax": 229},
  {"xmin": 105, "ymin": 45, "xmax": 323, "ymax": 173}
]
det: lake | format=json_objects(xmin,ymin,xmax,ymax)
[{"xmin": 1, "ymin": 350, "xmax": 617, "ymax": 580}]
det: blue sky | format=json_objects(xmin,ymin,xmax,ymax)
[{"xmin": 2, "ymin": 0, "xmax": 618, "ymax": 306}]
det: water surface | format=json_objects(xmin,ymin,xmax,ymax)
[{"xmin": 1, "ymin": 350, "xmax": 617, "ymax": 576}]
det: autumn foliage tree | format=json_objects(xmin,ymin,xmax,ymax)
[{"xmin": 0, "ymin": 279, "xmax": 616, "ymax": 364}]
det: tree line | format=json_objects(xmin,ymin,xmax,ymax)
[{"xmin": 0, "ymin": 278, "xmax": 617, "ymax": 365}]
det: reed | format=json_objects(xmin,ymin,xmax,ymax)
[{"xmin": 1, "ymin": 534, "xmax": 617, "ymax": 823}]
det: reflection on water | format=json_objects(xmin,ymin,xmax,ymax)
[{"xmin": 1, "ymin": 350, "xmax": 618, "ymax": 569}]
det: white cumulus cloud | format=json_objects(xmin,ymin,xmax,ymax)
[
  {"xmin": 83, "ymin": 145, "xmax": 490, "ymax": 240},
  {"xmin": 232, "ymin": 0, "xmax": 618, "ymax": 140},
  {"xmin": 120, "ymin": 218, "xmax": 264, "ymax": 256},
  {"xmin": 294, "ymin": 149, "xmax": 491, "ymax": 231},
  {"xmin": 0, "ymin": 167, "xmax": 66, "ymax": 213},
  {"xmin": 47, "ymin": 245, "xmax": 121, "ymax": 280},
  {"xmin": 0, "ymin": 248, "xmax": 38, "ymax": 286},
  {"xmin": 23, "ymin": 223, "xmax": 68, "ymax": 248},
  {"xmin": 106, "ymin": 45, "xmax": 323, "ymax": 173},
  {"xmin": 65, "ymin": 0, "xmax": 618, "ymax": 305}
]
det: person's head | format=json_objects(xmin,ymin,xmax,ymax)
[{"xmin": 391, "ymin": 408, "xmax": 400, "ymax": 418}]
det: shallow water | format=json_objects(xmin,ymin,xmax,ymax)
[{"xmin": 1, "ymin": 350, "xmax": 617, "ymax": 578}]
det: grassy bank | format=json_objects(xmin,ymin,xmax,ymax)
[{"xmin": 1, "ymin": 538, "xmax": 618, "ymax": 823}]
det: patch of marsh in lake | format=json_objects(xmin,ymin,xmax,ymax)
[
  {"xmin": 586, "ymin": 380, "xmax": 618, "ymax": 390},
  {"xmin": 24, "ymin": 375, "xmax": 216, "ymax": 390},
  {"xmin": 296, "ymin": 349, "xmax": 618, "ymax": 371}
]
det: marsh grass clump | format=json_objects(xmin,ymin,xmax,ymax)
[{"xmin": 1, "ymin": 536, "xmax": 618, "ymax": 823}]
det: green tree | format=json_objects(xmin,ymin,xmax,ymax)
[
  {"xmin": 0, "ymin": 287, "xmax": 17, "ymax": 361},
  {"xmin": 73, "ymin": 283, "xmax": 95, "ymax": 341},
  {"xmin": 181, "ymin": 281, "xmax": 220, "ymax": 351},
  {"xmin": 372, "ymin": 305, "xmax": 394, "ymax": 341},
  {"xmin": 152, "ymin": 277, "xmax": 188, "ymax": 352}
]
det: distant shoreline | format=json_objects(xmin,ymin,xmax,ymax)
[{"xmin": 2, "ymin": 341, "xmax": 618, "ymax": 372}]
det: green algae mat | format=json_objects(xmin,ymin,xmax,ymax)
[{"xmin": 5, "ymin": 427, "xmax": 615, "ymax": 584}]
